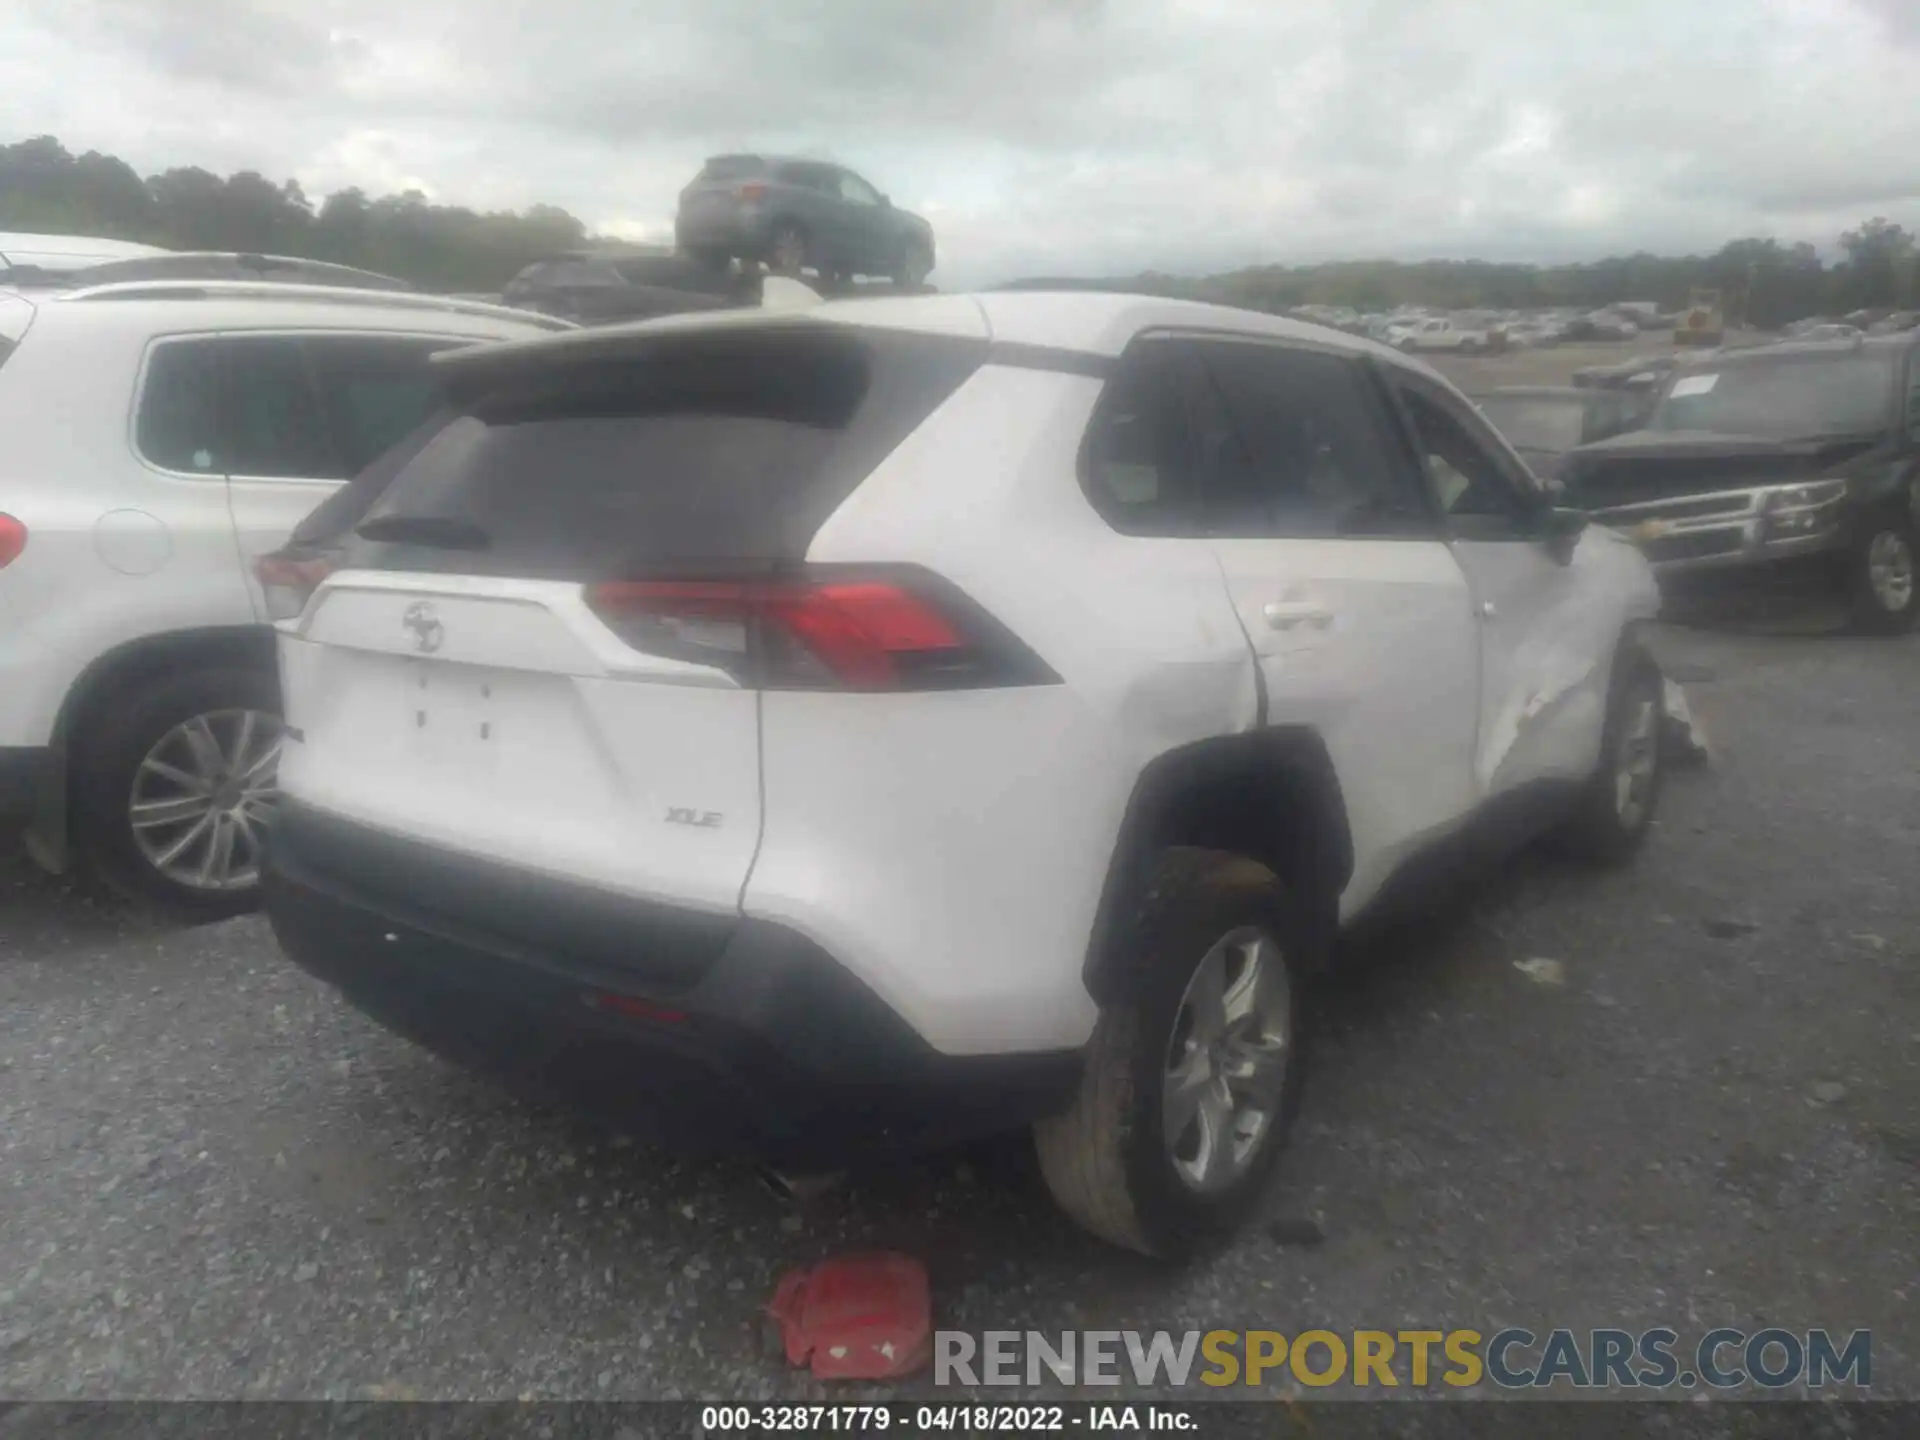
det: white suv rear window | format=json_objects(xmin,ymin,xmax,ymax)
[{"xmin": 349, "ymin": 326, "xmax": 984, "ymax": 580}]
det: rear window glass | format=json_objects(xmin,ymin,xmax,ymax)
[{"xmin": 350, "ymin": 326, "xmax": 985, "ymax": 579}]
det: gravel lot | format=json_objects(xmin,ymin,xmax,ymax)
[{"xmin": 3, "ymin": 612, "xmax": 1916, "ymax": 1406}]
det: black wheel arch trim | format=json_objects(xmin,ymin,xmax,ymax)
[
  {"xmin": 1080, "ymin": 728, "xmax": 1352, "ymax": 1006},
  {"xmin": 53, "ymin": 626, "xmax": 278, "ymax": 747},
  {"xmin": 28, "ymin": 626, "xmax": 280, "ymax": 871}
]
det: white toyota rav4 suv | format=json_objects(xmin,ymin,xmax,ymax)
[
  {"xmin": 264, "ymin": 291, "xmax": 1665, "ymax": 1256},
  {"xmin": 0, "ymin": 280, "xmax": 565, "ymax": 914}
]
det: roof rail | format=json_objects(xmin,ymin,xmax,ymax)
[{"xmin": 56, "ymin": 280, "xmax": 575, "ymax": 331}]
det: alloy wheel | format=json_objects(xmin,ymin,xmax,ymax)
[
  {"xmin": 1162, "ymin": 926, "xmax": 1292, "ymax": 1193},
  {"xmin": 128, "ymin": 708, "xmax": 282, "ymax": 892}
]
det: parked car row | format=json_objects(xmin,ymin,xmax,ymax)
[{"xmin": 1290, "ymin": 302, "xmax": 1684, "ymax": 352}]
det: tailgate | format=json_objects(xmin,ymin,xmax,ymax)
[
  {"xmin": 273, "ymin": 321, "xmax": 987, "ymax": 925},
  {"xmin": 279, "ymin": 571, "xmax": 760, "ymax": 916}
]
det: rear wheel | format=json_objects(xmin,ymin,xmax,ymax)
[
  {"xmin": 73, "ymin": 666, "xmax": 282, "ymax": 919},
  {"xmin": 1034, "ymin": 848, "xmax": 1310, "ymax": 1258},
  {"xmin": 1843, "ymin": 515, "xmax": 1917, "ymax": 634}
]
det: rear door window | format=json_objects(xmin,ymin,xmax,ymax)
[
  {"xmin": 1195, "ymin": 341, "xmax": 1433, "ymax": 537},
  {"xmin": 349, "ymin": 325, "xmax": 985, "ymax": 579}
]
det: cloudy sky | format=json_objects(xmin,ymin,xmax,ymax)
[{"xmin": 5, "ymin": 0, "xmax": 1919, "ymax": 286}]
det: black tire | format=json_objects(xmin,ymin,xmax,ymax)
[
  {"xmin": 891, "ymin": 242, "xmax": 932, "ymax": 292},
  {"xmin": 1033, "ymin": 847, "xmax": 1312, "ymax": 1259},
  {"xmin": 766, "ymin": 220, "xmax": 810, "ymax": 277},
  {"xmin": 1841, "ymin": 513, "xmax": 1918, "ymax": 635},
  {"xmin": 72, "ymin": 665, "xmax": 281, "ymax": 920},
  {"xmin": 1554, "ymin": 645, "xmax": 1664, "ymax": 866}
]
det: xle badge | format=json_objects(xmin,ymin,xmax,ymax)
[{"xmin": 665, "ymin": 808, "xmax": 724, "ymax": 829}]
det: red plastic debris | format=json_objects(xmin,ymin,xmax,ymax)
[{"xmin": 767, "ymin": 1252, "xmax": 932, "ymax": 1380}]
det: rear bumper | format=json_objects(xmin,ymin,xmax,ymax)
[
  {"xmin": 0, "ymin": 746, "xmax": 51, "ymax": 825},
  {"xmin": 264, "ymin": 802, "xmax": 1081, "ymax": 1166}
]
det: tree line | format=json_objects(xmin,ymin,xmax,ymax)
[
  {"xmin": 0, "ymin": 135, "xmax": 588, "ymax": 293},
  {"xmin": 2, "ymin": 132, "xmax": 1915, "ymax": 317}
]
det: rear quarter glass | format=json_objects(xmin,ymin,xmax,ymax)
[{"xmin": 344, "ymin": 326, "xmax": 987, "ymax": 581}]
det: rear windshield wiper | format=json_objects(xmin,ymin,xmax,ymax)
[{"xmin": 354, "ymin": 514, "xmax": 492, "ymax": 550}]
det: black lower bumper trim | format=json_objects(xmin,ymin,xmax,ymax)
[{"xmin": 265, "ymin": 803, "xmax": 1081, "ymax": 1166}]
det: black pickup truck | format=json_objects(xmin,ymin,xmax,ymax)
[{"xmin": 1561, "ymin": 334, "xmax": 1920, "ymax": 632}]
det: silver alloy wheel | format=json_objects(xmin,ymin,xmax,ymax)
[
  {"xmin": 1867, "ymin": 530, "xmax": 1914, "ymax": 614},
  {"xmin": 128, "ymin": 708, "xmax": 282, "ymax": 892},
  {"xmin": 1613, "ymin": 688, "xmax": 1660, "ymax": 828},
  {"xmin": 1162, "ymin": 925, "xmax": 1292, "ymax": 1194}
]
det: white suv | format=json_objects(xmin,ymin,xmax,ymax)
[
  {"xmin": 0, "ymin": 280, "xmax": 566, "ymax": 914},
  {"xmin": 263, "ymin": 292, "xmax": 1665, "ymax": 1256}
]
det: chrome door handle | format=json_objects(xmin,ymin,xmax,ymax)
[
  {"xmin": 1480, "ymin": 600, "xmax": 1497, "ymax": 619},
  {"xmin": 1263, "ymin": 599, "xmax": 1334, "ymax": 631}
]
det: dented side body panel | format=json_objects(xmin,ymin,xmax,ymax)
[
  {"xmin": 1454, "ymin": 524, "xmax": 1660, "ymax": 798},
  {"xmin": 754, "ymin": 363, "xmax": 1260, "ymax": 1056}
]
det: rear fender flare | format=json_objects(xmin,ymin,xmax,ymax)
[{"xmin": 1081, "ymin": 728, "xmax": 1353, "ymax": 1006}]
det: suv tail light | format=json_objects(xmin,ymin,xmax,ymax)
[
  {"xmin": 255, "ymin": 551, "xmax": 335, "ymax": 621},
  {"xmin": 737, "ymin": 182, "xmax": 768, "ymax": 202},
  {"xmin": 585, "ymin": 569, "xmax": 1057, "ymax": 692},
  {"xmin": 0, "ymin": 513, "xmax": 24, "ymax": 569}
]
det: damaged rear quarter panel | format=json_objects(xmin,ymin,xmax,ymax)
[{"xmin": 750, "ymin": 365, "xmax": 1260, "ymax": 1056}]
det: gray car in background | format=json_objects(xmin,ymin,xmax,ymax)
[{"xmin": 674, "ymin": 154, "xmax": 936, "ymax": 289}]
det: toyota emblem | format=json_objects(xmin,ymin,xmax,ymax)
[{"xmin": 402, "ymin": 601, "xmax": 445, "ymax": 654}]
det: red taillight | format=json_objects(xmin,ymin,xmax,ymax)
[
  {"xmin": 737, "ymin": 181, "xmax": 768, "ymax": 202},
  {"xmin": 0, "ymin": 513, "xmax": 25, "ymax": 569},
  {"xmin": 254, "ymin": 552, "xmax": 335, "ymax": 622},
  {"xmin": 584, "ymin": 571, "xmax": 1050, "ymax": 692}
]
